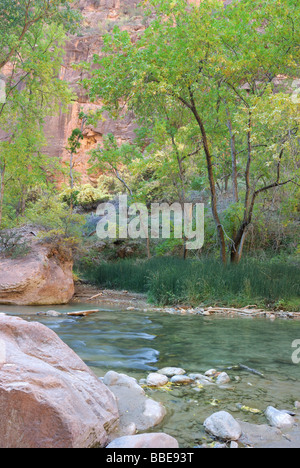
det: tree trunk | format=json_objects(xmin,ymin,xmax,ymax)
[
  {"xmin": 225, "ymin": 108, "xmax": 239, "ymax": 203},
  {"xmin": 189, "ymin": 98, "xmax": 227, "ymax": 264},
  {"xmin": 231, "ymin": 111, "xmax": 252, "ymax": 263},
  {"xmin": 231, "ymin": 227, "xmax": 248, "ymax": 263},
  {"xmin": 0, "ymin": 164, "xmax": 5, "ymax": 227},
  {"xmin": 70, "ymin": 151, "xmax": 74, "ymax": 212}
]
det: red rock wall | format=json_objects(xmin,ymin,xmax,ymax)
[{"xmin": 44, "ymin": 0, "xmax": 143, "ymax": 186}]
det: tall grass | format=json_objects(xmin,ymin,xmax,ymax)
[{"xmin": 79, "ymin": 257, "xmax": 300, "ymax": 310}]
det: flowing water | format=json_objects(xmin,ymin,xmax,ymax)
[{"xmin": 1, "ymin": 303, "xmax": 300, "ymax": 447}]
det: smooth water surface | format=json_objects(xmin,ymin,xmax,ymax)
[{"xmin": 1, "ymin": 304, "xmax": 300, "ymax": 447}]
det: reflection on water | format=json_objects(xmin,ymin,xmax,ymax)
[{"xmin": 1, "ymin": 304, "xmax": 300, "ymax": 447}]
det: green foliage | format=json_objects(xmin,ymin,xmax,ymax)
[
  {"xmin": 25, "ymin": 193, "xmax": 85, "ymax": 240},
  {"xmin": 60, "ymin": 184, "xmax": 110, "ymax": 209},
  {"xmin": 79, "ymin": 257, "xmax": 300, "ymax": 311},
  {"xmin": 0, "ymin": 12, "xmax": 76, "ymax": 227},
  {"xmin": 66, "ymin": 128, "xmax": 84, "ymax": 155},
  {"xmin": 0, "ymin": 0, "xmax": 81, "ymax": 68},
  {"xmin": 85, "ymin": 0, "xmax": 300, "ymax": 262},
  {"xmin": 0, "ymin": 230, "xmax": 30, "ymax": 259}
]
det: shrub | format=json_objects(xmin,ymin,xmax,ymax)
[{"xmin": 0, "ymin": 231, "xmax": 31, "ymax": 259}]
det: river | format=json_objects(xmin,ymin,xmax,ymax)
[{"xmin": 1, "ymin": 303, "xmax": 300, "ymax": 447}]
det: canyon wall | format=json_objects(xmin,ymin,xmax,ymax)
[{"xmin": 44, "ymin": 0, "xmax": 144, "ymax": 186}]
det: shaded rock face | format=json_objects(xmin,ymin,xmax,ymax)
[
  {"xmin": 0, "ymin": 315, "xmax": 119, "ymax": 448},
  {"xmin": 0, "ymin": 239, "xmax": 74, "ymax": 306},
  {"xmin": 43, "ymin": 0, "xmax": 142, "ymax": 186}
]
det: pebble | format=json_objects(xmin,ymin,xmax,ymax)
[
  {"xmin": 265, "ymin": 406, "xmax": 295, "ymax": 429},
  {"xmin": 202, "ymin": 311, "xmax": 211, "ymax": 316},
  {"xmin": 146, "ymin": 373, "xmax": 169, "ymax": 387},
  {"xmin": 215, "ymin": 372, "xmax": 231, "ymax": 385},
  {"xmin": 230, "ymin": 441, "xmax": 239, "ymax": 449},
  {"xmin": 189, "ymin": 373, "xmax": 215, "ymax": 386},
  {"xmin": 170, "ymin": 375, "xmax": 194, "ymax": 385},
  {"xmin": 37, "ymin": 310, "xmax": 61, "ymax": 317},
  {"xmin": 157, "ymin": 367, "xmax": 186, "ymax": 377},
  {"xmin": 205, "ymin": 369, "xmax": 218, "ymax": 377}
]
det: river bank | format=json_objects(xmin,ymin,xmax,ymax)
[{"xmin": 72, "ymin": 282, "xmax": 300, "ymax": 320}]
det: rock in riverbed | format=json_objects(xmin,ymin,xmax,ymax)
[
  {"xmin": 265, "ymin": 407, "xmax": 295, "ymax": 429},
  {"xmin": 103, "ymin": 371, "xmax": 166, "ymax": 433},
  {"xmin": 170, "ymin": 375, "xmax": 194, "ymax": 385},
  {"xmin": 215, "ymin": 372, "xmax": 231, "ymax": 385},
  {"xmin": 204, "ymin": 411, "xmax": 242, "ymax": 441},
  {"xmin": 188, "ymin": 373, "xmax": 215, "ymax": 386},
  {"xmin": 37, "ymin": 310, "xmax": 62, "ymax": 317},
  {"xmin": 107, "ymin": 433, "xmax": 179, "ymax": 449},
  {"xmin": 146, "ymin": 373, "xmax": 169, "ymax": 387},
  {"xmin": 157, "ymin": 367, "xmax": 186, "ymax": 377}
]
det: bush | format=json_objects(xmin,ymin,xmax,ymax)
[
  {"xmin": 60, "ymin": 184, "xmax": 110, "ymax": 210},
  {"xmin": 0, "ymin": 231, "xmax": 31, "ymax": 259}
]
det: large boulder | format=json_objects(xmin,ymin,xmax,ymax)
[
  {"xmin": 0, "ymin": 231, "xmax": 74, "ymax": 305},
  {"xmin": 0, "ymin": 315, "xmax": 119, "ymax": 448}
]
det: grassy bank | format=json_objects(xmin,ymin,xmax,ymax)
[{"xmin": 78, "ymin": 257, "xmax": 300, "ymax": 311}]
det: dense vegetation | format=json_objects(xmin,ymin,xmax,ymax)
[
  {"xmin": 0, "ymin": 0, "xmax": 299, "ymax": 309},
  {"xmin": 78, "ymin": 256, "xmax": 300, "ymax": 310}
]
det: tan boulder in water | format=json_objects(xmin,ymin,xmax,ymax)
[{"xmin": 0, "ymin": 238, "xmax": 74, "ymax": 306}]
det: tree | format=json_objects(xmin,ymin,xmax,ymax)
[
  {"xmin": 86, "ymin": 0, "xmax": 300, "ymax": 263},
  {"xmin": 65, "ymin": 112, "xmax": 88, "ymax": 212},
  {"xmin": 89, "ymin": 134, "xmax": 156, "ymax": 258},
  {"xmin": 0, "ymin": 20, "xmax": 75, "ymax": 226},
  {"xmin": 0, "ymin": 0, "xmax": 80, "ymax": 69}
]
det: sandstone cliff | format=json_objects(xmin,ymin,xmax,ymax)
[{"xmin": 44, "ymin": 0, "xmax": 145, "ymax": 186}]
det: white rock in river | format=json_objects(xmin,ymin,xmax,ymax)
[
  {"xmin": 205, "ymin": 369, "xmax": 218, "ymax": 377},
  {"xmin": 157, "ymin": 367, "xmax": 186, "ymax": 377},
  {"xmin": 265, "ymin": 406, "xmax": 294, "ymax": 429},
  {"xmin": 146, "ymin": 373, "xmax": 169, "ymax": 387},
  {"xmin": 106, "ymin": 433, "xmax": 179, "ymax": 448},
  {"xmin": 37, "ymin": 310, "xmax": 62, "ymax": 317},
  {"xmin": 103, "ymin": 371, "xmax": 166, "ymax": 432},
  {"xmin": 170, "ymin": 375, "xmax": 194, "ymax": 385},
  {"xmin": 204, "ymin": 411, "xmax": 242, "ymax": 441},
  {"xmin": 188, "ymin": 373, "xmax": 215, "ymax": 386},
  {"xmin": 230, "ymin": 441, "xmax": 239, "ymax": 449},
  {"xmin": 216, "ymin": 372, "xmax": 231, "ymax": 385}
]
